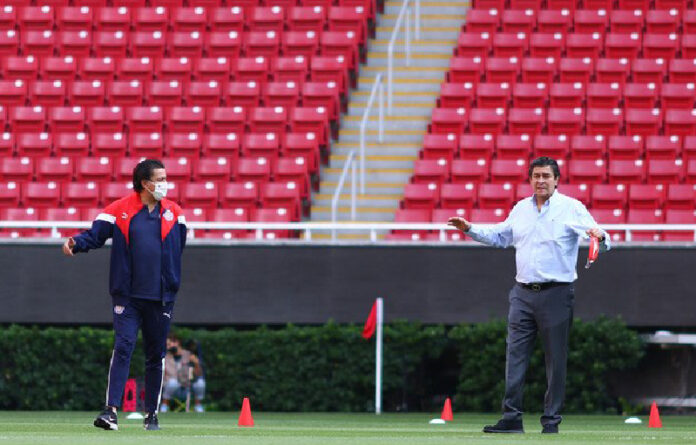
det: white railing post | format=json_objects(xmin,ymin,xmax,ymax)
[
  {"xmin": 387, "ymin": 0, "xmax": 419, "ymax": 114},
  {"xmin": 360, "ymin": 72, "xmax": 384, "ymax": 194},
  {"xmin": 331, "ymin": 151, "xmax": 357, "ymax": 241}
]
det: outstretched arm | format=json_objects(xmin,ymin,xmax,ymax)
[
  {"xmin": 63, "ymin": 213, "xmax": 115, "ymax": 256},
  {"xmin": 448, "ymin": 212, "xmax": 515, "ymax": 249}
]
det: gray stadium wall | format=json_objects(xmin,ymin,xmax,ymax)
[{"xmin": 0, "ymin": 244, "xmax": 693, "ymax": 327}]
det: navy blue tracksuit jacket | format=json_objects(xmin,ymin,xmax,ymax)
[{"xmin": 72, "ymin": 192, "xmax": 186, "ymax": 413}]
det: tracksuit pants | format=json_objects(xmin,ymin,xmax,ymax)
[{"xmin": 105, "ymin": 298, "xmax": 174, "ymax": 414}]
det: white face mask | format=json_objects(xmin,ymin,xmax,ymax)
[{"xmin": 148, "ymin": 181, "xmax": 168, "ymax": 201}]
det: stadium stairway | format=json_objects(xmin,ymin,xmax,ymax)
[{"xmin": 309, "ymin": 0, "xmax": 469, "ymax": 239}]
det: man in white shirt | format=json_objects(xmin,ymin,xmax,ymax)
[{"xmin": 449, "ymin": 157, "xmax": 610, "ymax": 434}]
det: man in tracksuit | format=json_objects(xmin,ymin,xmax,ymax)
[{"xmin": 62, "ymin": 159, "xmax": 186, "ymax": 431}]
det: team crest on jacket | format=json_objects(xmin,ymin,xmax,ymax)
[
  {"xmin": 121, "ymin": 212, "xmax": 128, "ymax": 219},
  {"xmin": 114, "ymin": 305, "xmax": 125, "ymax": 315},
  {"xmin": 163, "ymin": 209, "xmax": 174, "ymax": 221}
]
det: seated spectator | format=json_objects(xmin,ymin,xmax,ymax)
[{"xmin": 160, "ymin": 333, "xmax": 206, "ymax": 413}]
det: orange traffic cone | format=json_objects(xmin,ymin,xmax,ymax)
[
  {"xmin": 648, "ymin": 402, "xmax": 662, "ymax": 428},
  {"xmin": 441, "ymin": 397, "xmax": 453, "ymax": 421},
  {"xmin": 238, "ymin": 397, "xmax": 254, "ymax": 427}
]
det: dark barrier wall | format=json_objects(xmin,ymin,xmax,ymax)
[{"xmin": 0, "ymin": 244, "xmax": 693, "ymax": 326}]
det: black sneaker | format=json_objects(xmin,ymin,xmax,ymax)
[
  {"xmin": 93, "ymin": 407, "xmax": 118, "ymax": 431},
  {"xmin": 144, "ymin": 412, "xmax": 160, "ymax": 431},
  {"xmin": 542, "ymin": 424, "xmax": 559, "ymax": 434},
  {"xmin": 482, "ymin": 418, "xmax": 524, "ymax": 433}
]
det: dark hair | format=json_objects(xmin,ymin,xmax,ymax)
[
  {"xmin": 528, "ymin": 157, "xmax": 560, "ymax": 179},
  {"xmin": 132, "ymin": 159, "xmax": 165, "ymax": 192},
  {"xmin": 167, "ymin": 332, "xmax": 180, "ymax": 342}
]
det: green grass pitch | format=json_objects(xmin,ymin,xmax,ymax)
[{"xmin": 1, "ymin": 411, "xmax": 695, "ymax": 445}]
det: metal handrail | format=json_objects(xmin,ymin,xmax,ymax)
[
  {"xmin": 387, "ymin": 0, "xmax": 421, "ymax": 114},
  {"xmin": 359, "ymin": 72, "xmax": 384, "ymax": 194},
  {"xmin": 3, "ymin": 222, "xmax": 696, "ymax": 243},
  {"xmin": 331, "ymin": 150, "xmax": 358, "ymax": 240}
]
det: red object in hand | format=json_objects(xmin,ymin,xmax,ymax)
[{"xmin": 585, "ymin": 236, "xmax": 599, "ymax": 269}]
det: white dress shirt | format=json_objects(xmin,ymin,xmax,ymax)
[{"xmin": 467, "ymin": 191, "xmax": 610, "ymax": 284}]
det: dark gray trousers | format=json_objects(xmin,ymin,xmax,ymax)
[{"xmin": 501, "ymin": 283, "xmax": 574, "ymax": 427}]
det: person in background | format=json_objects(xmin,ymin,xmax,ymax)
[{"xmin": 161, "ymin": 332, "xmax": 206, "ymax": 413}]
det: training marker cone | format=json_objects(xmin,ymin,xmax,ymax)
[
  {"xmin": 441, "ymin": 397, "xmax": 453, "ymax": 421},
  {"xmin": 648, "ymin": 402, "xmax": 662, "ymax": 428},
  {"xmin": 238, "ymin": 397, "xmax": 254, "ymax": 427}
]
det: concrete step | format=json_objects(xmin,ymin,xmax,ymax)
[
  {"xmin": 368, "ymin": 40, "xmax": 457, "ymax": 54},
  {"xmin": 333, "ymin": 141, "xmax": 422, "ymax": 153},
  {"xmin": 322, "ymin": 167, "xmax": 412, "ymax": 183},
  {"xmin": 339, "ymin": 120, "xmax": 429, "ymax": 132},
  {"xmin": 358, "ymin": 65, "xmax": 448, "ymax": 79},
  {"xmin": 347, "ymin": 105, "xmax": 434, "ymax": 116},
  {"xmin": 320, "ymin": 181, "xmax": 406, "ymax": 195},
  {"xmin": 329, "ymin": 153, "xmax": 416, "ymax": 168},
  {"xmin": 311, "ymin": 207, "xmax": 398, "ymax": 222},
  {"xmin": 338, "ymin": 129, "xmax": 425, "ymax": 143},
  {"xmin": 313, "ymin": 194, "xmax": 401, "ymax": 207}
]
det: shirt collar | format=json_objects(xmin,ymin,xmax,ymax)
[{"xmin": 531, "ymin": 189, "xmax": 560, "ymax": 210}]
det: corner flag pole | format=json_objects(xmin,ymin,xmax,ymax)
[{"xmin": 375, "ymin": 297, "xmax": 383, "ymax": 414}]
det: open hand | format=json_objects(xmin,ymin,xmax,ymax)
[{"xmin": 448, "ymin": 217, "xmax": 472, "ymax": 232}]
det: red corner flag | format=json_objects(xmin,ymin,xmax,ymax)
[{"xmin": 362, "ymin": 300, "xmax": 377, "ymax": 339}]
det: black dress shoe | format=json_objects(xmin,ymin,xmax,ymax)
[
  {"xmin": 542, "ymin": 424, "xmax": 559, "ymax": 434},
  {"xmin": 482, "ymin": 418, "xmax": 524, "ymax": 433}
]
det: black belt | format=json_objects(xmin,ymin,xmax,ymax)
[{"xmin": 517, "ymin": 282, "xmax": 571, "ymax": 292}]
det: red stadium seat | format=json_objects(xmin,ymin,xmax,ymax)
[
  {"xmin": 568, "ymin": 159, "xmax": 606, "ymax": 184},
  {"xmin": 11, "ymin": 106, "xmax": 46, "ymax": 133},
  {"xmin": 490, "ymin": 159, "xmax": 527, "ymax": 183},
  {"xmin": 549, "ymin": 83, "xmax": 585, "ymax": 108},
  {"xmin": 187, "ymin": 81, "xmax": 222, "ymax": 107},
  {"xmin": 663, "ymin": 209, "xmax": 696, "ymax": 241},
  {"xmin": 254, "ymin": 208, "xmax": 294, "ymax": 239},
  {"xmin": 628, "ymin": 184, "xmax": 664, "ymax": 210},
  {"xmin": 113, "ymin": 160, "xmax": 140, "ymax": 182},
  {"xmin": 130, "ymin": 132, "xmax": 164, "ymax": 158},
  {"xmin": 4, "ymin": 55, "xmax": 38, "ymax": 81},
  {"xmin": 195, "ymin": 157, "xmax": 232, "ymax": 183},
  {"xmin": 160, "ymin": 157, "xmax": 193, "ymax": 183},
  {"xmin": 459, "ymin": 134, "xmax": 495, "ymax": 160},
  {"xmin": 440, "ymin": 183, "xmax": 477, "ymax": 210},
  {"xmin": 0, "ymin": 181, "xmax": 21, "ymax": 208},
  {"xmin": 168, "ymin": 31, "xmax": 203, "ymax": 59},
  {"xmin": 430, "ymin": 107, "xmax": 469, "ymax": 135},
  {"xmin": 421, "ymin": 133, "xmax": 458, "ymax": 162},
  {"xmin": 412, "ymin": 159, "xmax": 449, "ymax": 184},
  {"xmin": 664, "ymin": 110, "xmax": 696, "ymax": 137},
  {"xmin": 608, "ymin": 159, "xmax": 646, "ymax": 184},
  {"xmin": 236, "ymin": 157, "xmax": 272, "ymax": 184},
  {"xmin": 585, "ymin": 108, "xmax": 623, "ymax": 136},
  {"xmin": 93, "ymin": 132, "xmax": 127, "ymax": 157},
  {"xmin": 63, "ymin": 182, "xmax": 100, "ymax": 208},
  {"xmin": 566, "ymin": 33, "xmax": 602, "ymax": 60},
  {"xmin": 194, "ymin": 57, "xmax": 232, "ymax": 85},
  {"xmin": 17, "ymin": 133, "xmax": 52, "ymax": 157},
  {"xmin": 645, "ymin": 135, "xmax": 681, "ymax": 160},
  {"xmin": 570, "ymin": 135, "xmax": 606, "ymax": 159},
  {"xmin": 402, "ymin": 183, "xmax": 439, "ymax": 210},
  {"xmin": 172, "ymin": 7, "xmax": 208, "ymax": 32},
  {"xmin": 590, "ymin": 208, "xmax": 626, "ymax": 241},
  {"xmin": 592, "ymin": 183, "xmax": 628, "ymax": 209},
  {"xmin": 512, "ymin": 82, "xmax": 548, "ymax": 109},
  {"xmin": 477, "ymin": 82, "xmax": 512, "ymax": 109},
  {"xmin": 508, "ymin": 108, "xmax": 545, "ymax": 135},
  {"xmin": 559, "ymin": 57, "xmax": 594, "ymax": 84},
  {"xmin": 94, "ymin": 31, "xmax": 128, "ymax": 58},
  {"xmin": 275, "ymin": 157, "xmax": 311, "ymax": 201},
  {"xmin": 156, "ymin": 57, "xmax": 192, "ymax": 84},
  {"xmin": 0, "ymin": 80, "xmax": 28, "ymax": 107},
  {"xmin": 264, "ymin": 81, "xmax": 301, "ymax": 109},
  {"xmin": 166, "ymin": 133, "xmax": 201, "ymax": 158},
  {"xmin": 42, "ymin": 207, "xmax": 83, "ymax": 238},
  {"xmin": 288, "ymin": 6, "xmax": 326, "ymax": 33},
  {"xmin": 23, "ymin": 181, "xmax": 60, "ymax": 208},
  {"xmin": 465, "ymin": 9, "xmax": 500, "ymax": 34},
  {"xmin": 55, "ymin": 133, "xmax": 89, "ymax": 157},
  {"xmin": 586, "ymin": 83, "xmax": 622, "ymax": 109},
  {"xmin": 447, "ymin": 57, "xmax": 484, "ymax": 84},
  {"xmin": 0, "ymin": 157, "xmax": 33, "ymax": 182},
  {"xmin": 451, "ymin": 159, "xmax": 489, "ymax": 183},
  {"xmin": 0, "ymin": 207, "xmax": 40, "ymax": 238},
  {"xmin": 388, "ymin": 208, "xmax": 431, "ymax": 240},
  {"xmin": 492, "ymin": 32, "xmax": 529, "ymax": 59},
  {"xmin": 669, "ymin": 59, "xmax": 696, "ymax": 84},
  {"xmin": 41, "ymin": 56, "xmax": 77, "ymax": 85},
  {"xmin": 181, "ymin": 182, "xmax": 219, "ymax": 208},
  {"xmin": 608, "ymin": 135, "xmax": 643, "ymax": 160},
  {"xmin": 521, "ymin": 57, "xmax": 557, "ymax": 84},
  {"xmin": 625, "ymin": 108, "xmax": 662, "ymax": 137},
  {"xmin": 234, "ymin": 57, "xmax": 271, "ymax": 86},
  {"xmin": 243, "ymin": 132, "xmax": 280, "ymax": 164},
  {"xmin": 533, "ymin": 134, "xmax": 569, "ymax": 159},
  {"xmin": 207, "ymin": 107, "xmax": 246, "ymax": 134},
  {"xmin": 502, "ymin": 10, "xmax": 536, "ymax": 34},
  {"xmin": 283, "ymin": 133, "xmax": 320, "ymax": 172},
  {"xmin": 118, "ymin": 57, "xmax": 155, "ymax": 84},
  {"xmin": 282, "ymin": 30, "xmax": 320, "ymax": 58},
  {"xmin": 220, "ymin": 182, "xmax": 258, "ymax": 212},
  {"xmin": 148, "ymin": 81, "xmax": 183, "ymax": 108},
  {"xmin": 108, "ymin": 80, "xmax": 144, "ymax": 107},
  {"xmin": 50, "ymin": 106, "xmax": 86, "ymax": 133},
  {"xmin": 456, "ymin": 32, "xmax": 492, "ymax": 59},
  {"xmin": 203, "ymin": 133, "xmax": 240, "ymax": 160},
  {"xmin": 595, "ymin": 58, "xmax": 630, "ymax": 85},
  {"xmin": 486, "ymin": 57, "xmax": 521, "ymax": 84},
  {"xmin": 71, "ymin": 81, "xmax": 106, "ymax": 107},
  {"xmin": 661, "ymin": 83, "xmax": 696, "ymax": 110},
  {"xmin": 211, "ymin": 7, "xmax": 245, "ymax": 32},
  {"xmin": 167, "ymin": 106, "xmax": 205, "ymax": 134},
  {"xmin": 666, "ymin": 184, "xmax": 696, "ymax": 209},
  {"xmin": 478, "ymin": 183, "xmax": 516, "ymax": 209},
  {"xmin": 547, "ymin": 107, "xmax": 584, "ymax": 136},
  {"xmin": 626, "ymin": 209, "xmax": 664, "ymax": 242},
  {"xmin": 647, "ymin": 159, "xmax": 685, "ymax": 184},
  {"xmin": 76, "ymin": 157, "xmax": 113, "ymax": 183},
  {"xmin": 468, "ymin": 108, "xmax": 506, "ymax": 135},
  {"xmin": 127, "ymin": 106, "xmax": 164, "ymax": 133}
]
